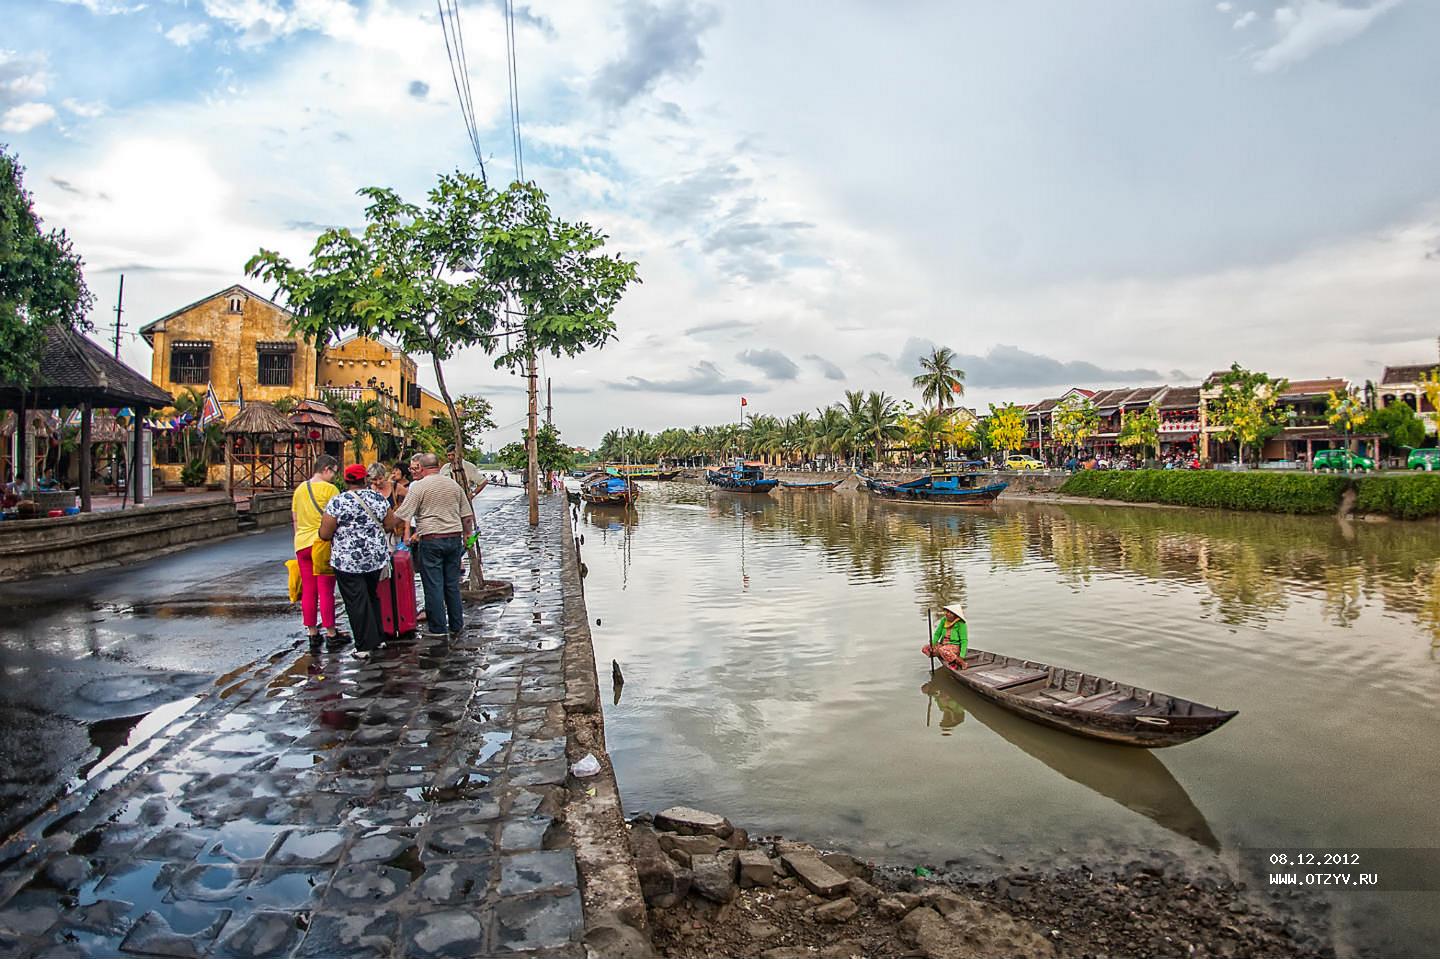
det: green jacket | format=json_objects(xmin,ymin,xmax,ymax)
[{"xmin": 932, "ymin": 618, "xmax": 968, "ymax": 657}]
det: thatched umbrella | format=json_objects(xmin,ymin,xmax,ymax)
[
  {"xmin": 289, "ymin": 398, "xmax": 346, "ymax": 467},
  {"xmin": 224, "ymin": 402, "xmax": 299, "ymax": 492}
]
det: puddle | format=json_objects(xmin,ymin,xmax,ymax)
[
  {"xmin": 78, "ymin": 696, "xmax": 202, "ymax": 787},
  {"xmin": 206, "ymin": 731, "xmax": 273, "ymax": 753},
  {"xmin": 198, "ymin": 823, "xmax": 290, "ymax": 863},
  {"xmin": 271, "ymin": 752, "xmax": 320, "ymax": 770},
  {"xmin": 466, "ymin": 731, "xmax": 512, "ymax": 767}
]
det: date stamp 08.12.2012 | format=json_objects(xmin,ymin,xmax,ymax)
[{"xmin": 1239, "ymin": 848, "xmax": 1440, "ymax": 892}]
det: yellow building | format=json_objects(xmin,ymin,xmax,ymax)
[{"xmin": 140, "ymin": 284, "xmax": 448, "ymax": 479}]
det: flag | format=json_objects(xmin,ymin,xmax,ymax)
[
  {"xmin": 740, "ymin": 397, "xmax": 748, "ymax": 407},
  {"xmin": 951, "ymin": 382, "xmax": 963, "ymax": 393},
  {"xmin": 199, "ymin": 383, "xmax": 223, "ymax": 426},
  {"xmin": 65, "ymin": 409, "xmax": 82, "ymax": 428}
]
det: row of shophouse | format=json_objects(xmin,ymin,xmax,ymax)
[
  {"xmin": 139, "ymin": 284, "xmax": 453, "ymax": 484},
  {"xmin": 1021, "ymin": 365, "xmax": 1438, "ymax": 464}
]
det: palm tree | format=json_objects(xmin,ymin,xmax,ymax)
[
  {"xmin": 782, "ymin": 412, "xmax": 812, "ymax": 465},
  {"xmin": 166, "ymin": 386, "xmax": 206, "ymax": 464},
  {"xmin": 811, "ymin": 406, "xmax": 849, "ymax": 462},
  {"xmin": 912, "ymin": 345, "xmax": 965, "ymax": 410},
  {"xmin": 857, "ymin": 391, "xmax": 904, "ymax": 466},
  {"xmin": 331, "ymin": 397, "xmax": 385, "ymax": 465}
]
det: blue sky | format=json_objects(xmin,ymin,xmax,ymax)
[{"xmin": 4, "ymin": 0, "xmax": 1439, "ymax": 446}]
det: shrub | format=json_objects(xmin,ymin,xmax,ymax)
[
  {"xmin": 180, "ymin": 459, "xmax": 208, "ymax": 487},
  {"xmin": 1058, "ymin": 470, "xmax": 1348, "ymax": 515},
  {"xmin": 1353, "ymin": 475, "xmax": 1440, "ymax": 520}
]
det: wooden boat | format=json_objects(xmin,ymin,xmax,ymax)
[
  {"xmin": 779, "ymin": 478, "xmax": 843, "ymax": 491},
  {"xmin": 606, "ymin": 463, "xmax": 660, "ymax": 480},
  {"xmin": 706, "ymin": 460, "xmax": 779, "ymax": 493},
  {"xmin": 580, "ymin": 471, "xmax": 638, "ymax": 507},
  {"xmin": 656, "ymin": 468, "xmax": 685, "ymax": 481},
  {"xmin": 861, "ymin": 462, "xmax": 1007, "ymax": 505},
  {"xmin": 938, "ymin": 648, "xmax": 1237, "ymax": 748}
]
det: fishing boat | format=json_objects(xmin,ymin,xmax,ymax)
[
  {"xmin": 580, "ymin": 471, "xmax": 638, "ymax": 507},
  {"xmin": 779, "ymin": 478, "xmax": 843, "ymax": 491},
  {"xmin": 656, "ymin": 468, "xmax": 685, "ymax": 481},
  {"xmin": 705, "ymin": 460, "xmax": 779, "ymax": 493},
  {"xmin": 861, "ymin": 460, "xmax": 1007, "ymax": 505},
  {"xmin": 606, "ymin": 463, "xmax": 660, "ymax": 480},
  {"xmin": 937, "ymin": 648, "xmax": 1237, "ymax": 748}
]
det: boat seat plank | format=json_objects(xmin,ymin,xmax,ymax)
[
  {"xmin": 1066, "ymin": 690, "xmax": 1134, "ymax": 711},
  {"xmin": 966, "ymin": 666, "xmax": 1051, "ymax": 690}
]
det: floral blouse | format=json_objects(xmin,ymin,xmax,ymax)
[{"xmin": 323, "ymin": 489, "xmax": 391, "ymax": 574}]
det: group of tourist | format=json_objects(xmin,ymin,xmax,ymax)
[{"xmin": 291, "ymin": 449, "xmax": 485, "ymax": 661}]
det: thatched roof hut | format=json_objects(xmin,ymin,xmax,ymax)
[
  {"xmin": 224, "ymin": 402, "xmax": 297, "ymax": 436},
  {"xmin": 289, "ymin": 398, "xmax": 345, "ymax": 444}
]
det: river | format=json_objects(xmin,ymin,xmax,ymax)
[{"xmin": 579, "ymin": 483, "xmax": 1440, "ymax": 957}]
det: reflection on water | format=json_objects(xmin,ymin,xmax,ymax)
[{"xmin": 584, "ymin": 484, "xmax": 1440, "ymax": 956}]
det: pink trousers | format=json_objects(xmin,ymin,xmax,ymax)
[{"xmin": 296, "ymin": 546, "xmax": 337, "ymax": 630}]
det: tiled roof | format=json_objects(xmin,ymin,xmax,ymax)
[
  {"xmin": 0, "ymin": 326, "xmax": 172, "ymax": 409},
  {"xmin": 1122, "ymin": 385, "xmax": 1167, "ymax": 406},
  {"xmin": 1158, "ymin": 386, "xmax": 1200, "ymax": 409},
  {"xmin": 1281, "ymin": 378, "xmax": 1348, "ymax": 397},
  {"xmin": 1091, "ymin": 388, "xmax": 1134, "ymax": 410},
  {"xmin": 138, "ymin": 284, "xmax": 291, "ymax": 342},
  {"xmin": 1028, "ymin": 397, "xmax": 1060, "ymax": 414},
  {"xmin": 1380, "ymin": 364, "xmax": 1439, "ymax": 385}
]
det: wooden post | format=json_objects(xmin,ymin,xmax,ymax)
[
  {"xmin": 13, "ymin": 405, "xmax": 26, "ymax": 488},
  {"xmin": 131, "ymin": 411, "xmax": 145, "ymax": 505},
  {"xmin": 79, "ymin": 403, "xmax": 93, "ymax": 512},
  {"xmin": 225, "ymin": 434, "xmax": 234, "ymax": 495}
]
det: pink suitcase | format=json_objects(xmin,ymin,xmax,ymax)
[{"xmin": 378, "ymin": 548, "xmax": 419, "ymax": 637}]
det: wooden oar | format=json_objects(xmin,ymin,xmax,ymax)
[{"xmin": 926, "ymin": 609, "xmax": 935, "ymax": 672}]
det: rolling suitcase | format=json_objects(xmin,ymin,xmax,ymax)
[{"xmin": 378, "ymin": 547, "xmax": 419, "ymax": 637}]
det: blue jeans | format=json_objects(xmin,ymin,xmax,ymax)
[{"xmin": 415, "ymin": 536, "xmax": 464, "ymax": 635}]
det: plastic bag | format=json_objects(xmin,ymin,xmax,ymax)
[
  {"xmin": 286, "ymin": 559, "xmax": 302, "ymax": 602},
  {"xmin": 570, "ymin": 753, "xmax": 601, "ymax": 778}
]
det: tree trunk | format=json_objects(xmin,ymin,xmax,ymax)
[
  {"xmin": 431, "ymin": 354, "xmax": 486, "ymax": 587},
  {"xmin": 526, "ymin": 345, "xmax": 540, "ymax": 527}
]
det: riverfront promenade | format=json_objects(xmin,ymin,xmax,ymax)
[{"xmin": 0, "ymin": 495, "xmax": 609, "ymax": 958}]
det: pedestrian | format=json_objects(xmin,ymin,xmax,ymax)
[
  {"xmin": 394, "ymin": 451, "xmax": 476, "ymax": 641},
  {"xmin": 292, "ymin": 454, "xmax": 347, "ymax": 651},
  {"xmin": 319, "ymin": 464, "xmax": 403, "ymax": 660},
  {"xmin": 440, "ymin": 447, "xmax": 488, "ymax": 497},
  {"xmin": 387, "ymin": 461, "xmax": 411, "ymax": 508},
  {"xmin": 921, "ymin": 602, "xmax": 969, "ymax": 669}
]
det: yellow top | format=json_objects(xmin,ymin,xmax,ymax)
[{"xmin": 292, "ymin": 479, "xmax": 339, "ymax": 552}]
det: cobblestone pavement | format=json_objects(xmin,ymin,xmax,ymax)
[{"xmin": 0, "ymin": 496, "xmax": 585, "ymax": 958}]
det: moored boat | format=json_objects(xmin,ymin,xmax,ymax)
[
  {"xmin": 705, "ymin": 460, "xmax": 779, "ymax": 493},
  {"xmin": 779, "ymin": 478, "xmax": 843, "ymax": 491},
  {"xmin": 937, "ymin": 648, "xmax": 1237, "ymax": 747},
  {"xmin": 606, "ymin": 463, "xmax": 660, "ymax": 480},
  {"xmin": 580, "ymin": 471, "xmax": 638, "ymax": 506},
  {"xmin": 861, "ymin": 461, "xmax": 1007, "ymax": 505}
]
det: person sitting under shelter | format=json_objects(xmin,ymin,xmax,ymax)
[{"xmin": 922, "ymin": 602, "xmax": 969, "ymax": 669}]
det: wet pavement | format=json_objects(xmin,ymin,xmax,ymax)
[{"xmin": 0, "ymin": 491, "xmax": 585, "ymax": 957}]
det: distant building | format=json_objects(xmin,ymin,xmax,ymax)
[{"xmin": 1377, "ymin": 363, "xmax": 1439, "ymax": 436}]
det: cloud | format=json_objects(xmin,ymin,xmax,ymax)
[
  {"xmin": 894, "ymin": 337, "xmax": 939, "ymax": 375},
  {"xmin": 736, "ymin": 348, "xmax": 799, "ymax": 380},
  {"xmin": 407, "ymin": 80, "xmax": 429, "ymax": 99},
  {"xmin": 49, "ymin": 0, "xmax": 146, "ymax": 13},
  {"xmin": 164, "ymin": 21, "xmax": 211, "ymax": 47},
  {"xmin": 0, "ymin": 50, "xmax": 49, "ymax": 107},
  {"xmin": 1233, "ymin": 10, "xmax": 1257, "ymax": 29},
  {"xmin": 61, "ymin": 98, "xmax": 107, "ymax": 118},
  {"xmin": 1216, "ymin": 2, "xmax": 1233, "ymax": 10},
  {"xmin": 1254, "ymin": 0, "xmax": 1402, "ymax": 72},
  {"xmin": 612, "ymin": 360, "xmax": 756, "ymax": 394},
  {"xmin": 685, "ymin": 318, "xmax": 757, "ymax": 336},
  {"xmin": 2, "ymin": 102, "xmax": 57, "ymax": 133},
  {"xmin": 193, "ymin": 0, "xmax": 361, "ymax": 47},
  {"xmin": 700, "ymin": 213, "xmax": 817, "ymax": 283},
  {"xmin": 593, "ymin": 1, "xmax": 720, "ymax": 107},
  {"xmin": 948, "ymin": 344, "xmax": 1166, "ymax": 389},
  {"xmin": 804, "ymin": 354, "xmax": 846, "ymax": 381}
]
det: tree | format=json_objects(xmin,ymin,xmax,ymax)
[
  {"xmin": 912, "ymin": 345, "xmax": 965, "ymax": 410},
  {"xmin": 248, "ymin": 174, "xmax": 638, "ymax": 536},
  {"xmin": 1365, "ymin": 401, "xmax": 1424, "ymax": 453},
  {"xmin": 1209, "ymin": 363, "xmax": 1288, "ymax": 468},
  {"xmin": 902, "ymin": 407, "xmax": 952, "ymax": 464},
  {"xmin": 857, "ymin": 391, "xmax": 904, "ymax": 466},
  {"xmin": 1419, "ymin": 369, "xmax": 1440, "ymax": 434},
  {"xmin": 948, "ymin": 409, "xmax": 980, "ymax": 452},
  {"xmin": 331, "ymin": 396, "xmax": 385, "ymax": 464},
  {"xmin": 1052, "ymin": 394, "xmax": 1100, "ymax": 456},
  {"xmin": 499, "ymin": 423, "xmax": 574, "ymax": 474},
  {"xmin": 986, "ymin": 403, "xmax": 1027, "ymax": 459},
  {"xmin": 811, "ymin": 406, "xmax": 849, "ymax": 462},
  {"xmin": 1117, "ymin": 404, "xmax": 1161, "ymax": 461},
  {"xmin": 423, "ymin": 392, "xmax": 495, "ymax": 453},
  {"xmin": 0, "ymin": 147, "xmax": 94, "ymax": 385}
]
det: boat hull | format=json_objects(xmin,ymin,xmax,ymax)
[
  {"xmin": 861, "ymin": 474, "xmax": 1007, "ymax": 505},
  {"xmin": 780, "ymin": 480, "xmax": 842, "ymax": 491},
  {"xmin": 706, "ymin": 470, "xmax": 778, "ymax": 493},
  {"xmin": 938, "ymin": 648, "xmax": 1236, "ymax": 748}
]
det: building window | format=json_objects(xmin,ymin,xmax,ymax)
[
  {"xmin": 257, "ymin": 341, "xmax": 297, "ymax": 387},
  {"xmin": 170, "ymin": 343, "xmax": 211, "ymax": 384},
  {"xmin": 228, "ymin": 295, "xmax": 244, "ymax": 313}
]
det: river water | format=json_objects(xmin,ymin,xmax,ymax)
[{"xmin": 579, "ymin": 483, "xmax": 1440, "ymax": 957}]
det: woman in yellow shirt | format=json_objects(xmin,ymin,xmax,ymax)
[{"xmin": 292, "ymin": 454, "xmax": 346, "ymax": 649}]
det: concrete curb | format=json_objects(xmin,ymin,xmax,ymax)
[{"xmin": 558, "ymin": 501, "xmax": 654, "ymax": 957}]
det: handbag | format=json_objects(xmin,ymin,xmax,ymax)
[
  {"xmin": 285, "ymin": 559, "xmax": 302, "ymax": 602},
  {"xmin": 350, "ymin": 491, "xmax": 393, "ymax": 581},
  {"xmin": 305, "ymin": 481, "xmax": 334, "ymax": 576}
]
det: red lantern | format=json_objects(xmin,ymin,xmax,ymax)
[
  {"xmin": 309, "ymin": 429, "xmax": 321, "ymax": 440},
  {"xmin": 235, "ymin": 437, "xmax": 246, "ymax": 449}
]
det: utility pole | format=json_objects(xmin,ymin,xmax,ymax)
[
  {"xmin": 526, "ymin": 345, "xmax": 540, "ymax": 527},
  {"xmin": 111, "ymin": 274, "xmax": 125, "ymax": 358},
  {"xmin": 545, "ymin": 377, "xmax": 552, "ymax": 428}
]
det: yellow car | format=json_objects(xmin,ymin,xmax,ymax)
[{"xmin": 1004, "ymin": 455, "xmax": 1046, "ymax": 471}]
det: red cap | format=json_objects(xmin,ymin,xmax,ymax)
[{"xmin": 344, "ymin": 464, "xmax": 368, "ymax": 482}]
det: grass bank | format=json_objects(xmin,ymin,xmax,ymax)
[{"xmin": 1058, "ymin": 470, "xmax": 1440, "ymax": 519}]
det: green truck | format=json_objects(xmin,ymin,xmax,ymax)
[{"xmin": 1312, "ymin": 448, "xmax": 1375, "ymax": 472}]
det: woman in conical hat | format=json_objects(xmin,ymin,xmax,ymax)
[{"xmin": 922, "ymin": 602, "xmax": 968, "ymax": 669}]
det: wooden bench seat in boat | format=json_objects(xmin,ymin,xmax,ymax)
[{"xmin": 964, "ymin": 665, "xmax": 1051, "ymax": 691}]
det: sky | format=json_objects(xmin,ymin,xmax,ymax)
[{"xmin": 3, "ymin": 0, "xmax": 1439, "ymax": 448}]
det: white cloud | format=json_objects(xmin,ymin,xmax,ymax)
[
  {"xmin": 1233, "ymin": 11, "xmax": 1257, "ymax": 29},
  {"xmin": 1254, "ymin": 0, "xmax": 1402, "ymax": 72},
  {"xmin": 0, "ymin": 50, "xmax": 49, "ymax": 104},
  {"xmin": 196, "ymin": 0, "xmax": 361, "ymax": 47},
  {"xmin": 1216, "ymin": 2, "xmax": 1233, "ymax": 11},
  {"xmin": 164, "ymin": 22, "xmax": 212, "ymax": 47},
  {"xmin": 2, "ymin": 102, "xmax": 58, "ymax": 133},
  {"xmin": 48, "ymin": 0, "xmax": 147, "ymax": 13},
  {"xmin": 61, "ymin": 97, "xmax": 107, "ymax": 118}
]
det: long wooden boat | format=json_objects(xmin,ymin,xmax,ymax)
[
  {"xmin": 580, "ymin": 471, "xmax": 638, "ymax": 507},
  {"xmin": 706, "ymin": 461, "xmax": 778, "ymax": 493},
  {"xmin": 606, "ymin": 463, "xmax": 660, "ymax": 480},
  {"xmin": 938, "ymin": 648, "xmax": 1237, "ymax": 747},
  {"xmin": 780, "ymin": 479, "xmax": 843, "ymax": 491},
  {"xmin": 860, "ymin": 465, "xmax": 1007, "ymax": 505}
]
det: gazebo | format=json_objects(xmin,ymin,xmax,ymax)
[
  {"xmin": 288, "ymin": 398, "xmax": 346, "ymax": 473},
  {"xmin": 0, "ymin": 326, "xmax": 172, "ymax": 511},
  {"xmin": 223, "ymin": 402, "xmax": 300, "ymax": 492}
]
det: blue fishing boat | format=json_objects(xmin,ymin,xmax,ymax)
[
  {"xmin": 706, "ymin": 460, "xmax": 779, "ymax": 493},
  {"xmin": 860, "ymin": 461, "xmax": 1007, "ymax": 505},
  {"xmin": 580, "ymin": 471, "xmax": 638, "ymax": 506}
]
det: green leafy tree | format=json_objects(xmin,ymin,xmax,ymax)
[
  {"xmin": 949, "ymin": 409, "xmax": 980, "ymax": 452},
  {"xmin": 1419, "ymin": 369, "xmax": 1440, "ymax": 434},
  {"xmin": 423, "ymin": 392, "xmax": 495, "ymax": 453},
  {"xmin": 857, "ymin": 391, "xmax": 904, "ymax": 466},
  {"xmin": 331, "ymin": 396, "xmax": 385, "ymax": 464},
  {"xmin": 1052, "ymin": 394, "xmax": 1100, "ymax": 455},
  {"xmin": 499, "ymin": 423, "xmax": 574, "ymax": 474},
  {"xmin": 1210, "ymin": 364, "xmax": 1288, "ymax": 467},
  {"xmin": 986, "ymin": 403, "xmax": 1027, "ymax": 458},
  {"xmin": 902, "ymin": 407, "xmax": 952, "ymax": 464},
  {"xmin": 0, "ymin": 147, "xmax": 94, "ymax": 386},
  {"xmin": 911, "ymin": 345, "xmax": 965, "ymax": 410},
  {"xmin": 1364, "ymin": 401, "xmax": 1424, "ymax": 453},
  {"xmin": 1117, "ymin": 404, "xmax": 1161, "ymax": 461}
]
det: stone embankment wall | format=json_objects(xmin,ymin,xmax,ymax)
[
  {"xmin": 0, "ymin": 496, "xmax": 240, "ymax": 581},
  {"xmin": 247, "ymin": 491, "xmax": 293, "ymax": 529}
]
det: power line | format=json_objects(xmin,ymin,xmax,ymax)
[
  {"xmin": 435, "ymin": 0, "xmax": 485, "ymax": 179},
  {"xmin": 449, "ymin": 0, "xmax": 484, "ymax": 167},
  {"xmin": 503, "ymin": 0, "xmax": 524, "ymax": 182}
]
